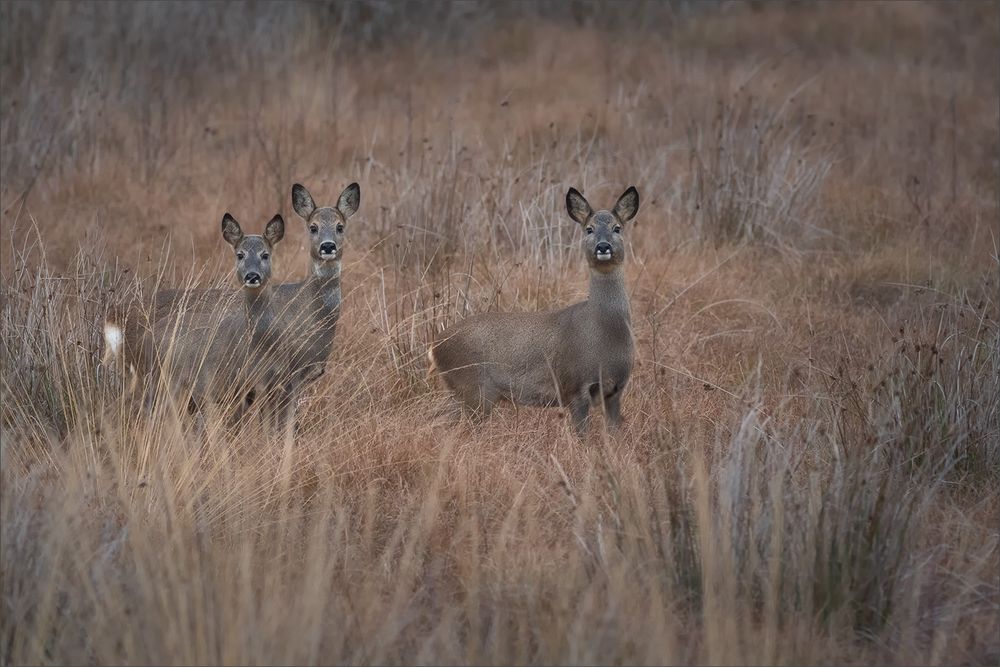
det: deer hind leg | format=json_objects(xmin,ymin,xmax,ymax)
[
  {"xmin": 569, "ymin": 388, "xmax": 593, "ymax": 438},
  {"xmin": 438, "ymin": 374, "xmax": 497, "ymax": 423},
  {"xmin": 426, "ymin": 391, "xmax": 463, "ymax": 427},
  {"xmin": 602, "ymin": 385, "xmax": 624, "ymax": 431},
  {"xmin": 139, "ymin": 376, "xmax": 158, "ymax": 415},
  {"xmin": 452, "ymin": 384, "xmax": 496, "ymax": 422},
  {"xmin": 433, "ymin": 364, "xmax": 497, "ymax": 424}
]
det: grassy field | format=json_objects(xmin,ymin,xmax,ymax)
[{"xmin": 2, "ymin": 2, "xmax": 998, "ymax": 664}]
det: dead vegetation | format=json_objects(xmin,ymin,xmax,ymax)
[{"xmin": 1, "ymin": 2, "xmax": 998, "ymax": 665}]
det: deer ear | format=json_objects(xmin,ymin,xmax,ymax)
[
  {"xmin": 612, "ymin": 186, "xmax": 639, "ymax": 223},
  {"xmin": 292, "ymin": 183, "xmax": 316, "ymax": 220},
  {"xmin": 221, "ymin": 213, "xmax": 243, "ymax": 248},
  {"xmin": 566, "ymin": 187, "xmax": 592, "ymax": 225},
  {"xmin": 264, "ymin": 214, "xmax": 285, "ymax": 246},
  {"xmin": 337, "ymin": 182, "xmax": 360, "ymax": 219}
]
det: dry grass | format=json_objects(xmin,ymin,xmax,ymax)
[{"xmin": 2, "ymin": 2, "xmax": 998, "ymax": 665}]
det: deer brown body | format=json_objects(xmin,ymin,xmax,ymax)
[
  {"xmin": 429, "ymin": 186, "xmax": 639, "ymax": 436},
  {"xmin": 260, "ymin": 182, "xmax": 360, "ymax": 422},
  {"xmin": 104, "ymin": 213, "xmax": 286, "ymax": 421}
]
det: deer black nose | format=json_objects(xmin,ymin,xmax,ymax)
[
  {"xmin": 595, "ymin": 242, "xmax": 613, "ymax": 254},
  {"xmin": 244, "ymin": 272, "xmax": 261, "ymax": 286},
  {"xmin": 319, "ymin": 241, "xmax": 337, "ymax": 255}
]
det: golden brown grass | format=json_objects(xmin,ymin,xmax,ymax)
[{"xmin": 2, "ymin": 2, "xmax": 998, "ymax": 665}]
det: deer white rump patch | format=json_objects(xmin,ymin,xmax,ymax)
[{"xmin": 103, "ymin": 322, "xmax": 123, "ymax": 358}]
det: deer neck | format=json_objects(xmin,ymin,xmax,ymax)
[
  {"xmin": 309, "ymin": 258, "xmax": 342, "ymax": 313},
  {"xmin": 588, "ymin": 266, "xmax": 630, "ymax": 324},
  {"xmin": 243, "ymin": 285, "xmax": 275, "ymax": 340}
]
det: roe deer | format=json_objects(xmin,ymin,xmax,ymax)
[
  {"xmin": 265, "ymin": 182, "xmax": 360, "ymax": 422},
  {"xmin": 104, "ymin": 213, "xmax": 286, "ymax": 422},
  {"xmin": 428, "ymin": 186, "xmax": 639, "ymax": 436}
]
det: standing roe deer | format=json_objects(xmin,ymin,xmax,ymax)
[
  {"xmin": 104, "ymin": 213, "xmax": 286, "ymax": 422},
  {"xmin": 428, "ymin": 186, "xmax": 639, "ymax": 436},
  {"xmin": 263, "ymin": 182, "xmax": 360, "ymax": 423}
]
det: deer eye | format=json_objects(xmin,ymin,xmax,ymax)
[
  {"xmin": 585, "ymin": 227, "xmax": 595, "ymax": 235},
  {"xmin": 309, "ymin": 225, "xmax": 318, "ymax": 234},
  {"xmin": 613, "ymin": 226, "xmax": 622, "ymax": 234},
  {"xmin": 336, "ymin": 224, "xmax": 344, "ymax": 233},
  {"xmin": 261, "ymin": 252, "xmax": 270, "ymax": 260},
  {"xmin": 236, "ymin": 252, "xmax": 245, "ymax": 260}
]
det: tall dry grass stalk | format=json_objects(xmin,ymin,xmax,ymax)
[
  {"xmin": 685, "ymin": 87, "xmax": 834, "ymax": 248},
  {"xmin": 2, "ymin": 2, "xmax": 998, "ymax": 665}
]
